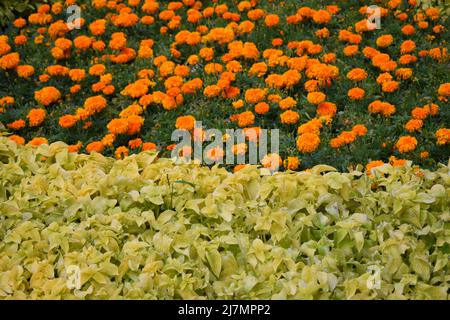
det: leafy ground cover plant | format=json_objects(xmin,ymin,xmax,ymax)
[{"xmin": 0, "ymin": 137, "xmax": 448, "ymax": 299}]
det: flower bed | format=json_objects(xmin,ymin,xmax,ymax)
[
  {"xmin": 0, "ymin": 0, "xmax": 448, "ymax": 172},
  {"xmin": 0, "ymin": 137, "xmax": 449, "ymax": 299}
]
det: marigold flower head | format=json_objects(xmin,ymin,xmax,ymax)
[
  {"xmin": 366, "ymin": 160, "xmax": 385, "ymax": 176},
  {"xmin": 107, "ymin": 118, "xmax": 128, "ymax": 135},
  {"xmin": 435, "ymin": 128, "xmax": 450, "ymax": 145},
  {"xmin": 9, "ymin": 134, "xmax": 25, "ymax": 145},
  {"xmin": 261, "ymin": 153, "xmax": 282, "ymax": 170},
  {"xmin": 284, "ymin": 156, "xmax": 300, "ymax": 170},
  {"xmin": 245, "ymin": 88, "xmax": 266, "ymax": 104},
  {"xmin": 368, "ymin": 100, "xmax": 396, "ymax": 117},
  {"xmin": 142, "ymin": 142, "xmax": 157, "ymax": 151},
  {"xmin": 316, "ymin": 101, "xmax": 337, "ymax": 117},
  {"xmin": 280, "ymin": 110, "xmax": 299, "ymax": 124},
  {"xmin": 347, "ymin": 68, "xmax": 367, "ymax": 82},
  {"xmin": 16, "ymin": 65, "xmax": 35, "ymax": 78},
  {"xmin": 176, "ymin": 115, "xmax": 196, "ymax": 131},
  {"xmin": 59, "ymin": 114, "xmax": 78, "ymax": 128},
  {"xmin": 376, "ymin": 34, "xmax": 394, "ymax": 48},
  {"xmin": 438, "ymin": 83, "xmax": 450, "ymax": 97},
  {"xmin": 7, "ymin": 119, "xmax": 26, "ymax": 130},
  {"xmin": 28, "ymin": 137, "xmax": 48, "ymax": 146},
  {"xmin": 423, "ymin": 103, "xmax": 439, "ymax": 116},
  {"xmin": 297, "ymin": 133, "xmax": 320, "ymax": 153},
  {"xmin": 27, "ymin": 108, "xmax": 46, "ymax": 127},
  {"xmin": 126, "ymin": 115, "xmax": 144, "ymax": 135},
  {"xmin": 255, "ymin": 102, "xmax": 269, "ymax": 115},
  {"xmin": 101, "ymin": 133, "xmax": 116, "ymax": 147},
  {"xmin": 348, "ymin": 87, "xmax": 365, "ymax": 100},
  {"xmin": 352, "ymin": 124, "xmax": 368, "ymax": 136},
  {"xmin": 307, "ymin": 91, "xmax": 326, "ymax": 105},
  {"xmin": 205, "ymin": 146, "xmax": 224, "ymax": 162},
  {"xmin": 411, "ymin": 107, "xmax": 429, "ymax": 120},
  {"xmin": 395, "ymin": 136, "xmax": 418, "ymax": 153},
  {"xmin": 128, "ymin": 138, "xmax": 142, "ymax": 150},
  {"xmin": 236, "ymin": 111, "xmax": 255, "ymax": 127},
  {"xmin": 312, "ymin": 10, "xmax": 331, "ymax": 24},
  {"xmin": 381, "ymin": 80, "xmax": 399, "ymax": 93},
  {"xmin": 84, "ymin": 95, "xmax": 107, "ymax": 114},
  {"xmin": 279, "ymin": 97, "xmax": 297, "ymax": 110},
  {"xmin": 85, "ymin": 141, "xmax": 104, "ymax": 153},
  {"xmin": 395, "ymin": 68, "xmax": 413, "ymax": 80},
  {"xmin": 0, "ymin": 52, "xmax": 20, "ymax": 70}
]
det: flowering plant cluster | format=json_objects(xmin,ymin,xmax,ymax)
[{"xmin": 0, "ymin": 0, "xmax": 448, "ymax": 172}]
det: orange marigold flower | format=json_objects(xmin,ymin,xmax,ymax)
[
  {"xmin": 280, "ymin": 110, "xmax": 299, "ymax": 124},
  {"xmin": 28, "ymin": 137, "xmax": 48, "ymax": 146},
  {"xmin": 381, "ymin": 80, "xmax": 399, "ymax": 93},
  {"xmin": 7, "ymin": 119, "xmax": 26, "ymax": 130},
  {"xmin": 279, "ymin": 97, "xmax": 297, "ymax": 110},
  {"xmin": 395, "ymin": 68, "xmax": 413, "ymax": 80},
  {"xmin": 307, "ymin": 91, "xmax": 326, "ymax": 105},
  {"xmin": 9, "ymin": 134, "xmax": 25, "ymax": 145},
  {"xmin": 126, "ymin": 115, "xmax": 144, "ymax": 135},
  {"xmin": 405, "ymin": 119, "xmax": 423, "ymax": 132},
  {"xmin": 264, "ymin": 14, "xmax": 280, "ymax": 27},
  {"xmin": 298, "ymin": 119, "xmax": 323, "ymax": 135},
  {"xmin": 368, "ymin": 100, "xmax": 396, "ymax": 117},
  {"xmin": 34, "ymin": 86, "xmax": 61, "ymax": 106},
  {"xmin": 312, "ymin": 10, "xmax": 331, "ymax": 24},
  {"xmin": 236, "ymin": 111, "xmax": 255, "ymax": 127},
  {"xmin": 142, "ymin": 142, "xmax": 157, "ymax": 151},
  {"xmin": 59, "ymin": 114, "xmax": 78, "ymax": 128},
  {"xmin": 86, "ymin": 141, "xmax": 104, "ymax": 153},
  {"xmin": 296, "ymin": 133, "xmax": 320, "ymax": 153},
  {"xmin": 0, "ymin": 52, "xmax": 20, "ymax": 70},
  {"xmin": 438, "ymin": 83, "xmax": 450, "ymax": 97},
  {"xmin": 16, "ymin": 65, "xmax": 35, "ymax": 78},
  {"xmin": 176, "ymin": 115, "xmax": 196, "ymax": 131},
  {"xmin": 107, "ymin": 118, "xmax": 128, "ymax": 135},
  {"xmin": 248, "ymin": 62, "xmax": 267, "ymax": 77},
  {"xmin": 366, "ymin": 160, "xmax": 385, "ymax": 175},
  {"xmin": 84, "ymin": 95, "xmax": 107, "ymax": 114},
  {"xmin": 128, "ymin": 138, "xmax": 143, "ymax": 150},
  {"xmin": 284, "ymin": 156, "xmax": 300, "ymax": 170},
  {"xmin": 69, "ymin": 68, "xmax": 86, "ymax": 82},
  {"xmin": 261, "ymin": 153, "xmax": 282, "ymax": 171},
  {"xmin": 348, "ymin": 87, "xmax": 365, "ymax": 100},
  {"xmin": 27, "ymin": 108, "xmax": 46, "ymax": 126},
  {"xmin": 420, "ymin": 151, "xmax": 429, "ymax": 158},
  {"xmin": 74, "ymin": 35, "xmax": 92, "ymax": 50},
  {"xmin": 343, "ymin": 45, "xmax": 358, "ymax": 57},
  {"xmin": 376, "ymin": 72, "xmax": 393, "ymax": 85},
  {"xmin": 395, "ymin": 136, "xmax": 417, "ymax": 153},
  {"xmin": 317, "ymin": 101, "xmax": 337, "ymax": 117},
  {"xmin": 347, "ymin": 68, "xmax": 367, "ymax": 82},
  {"xmin": 199, "ymin": 47, "xmax": 214, "ymax": 61},
  {"xmin": 352, "ymin": 124, "xmax": 368, "ymax": 136},
  {"xmin": 245, "ymin": 88, "xmax": 266, "ymax": 104},
  {"xmin": 411, "ymin": 107, "xmax": 429, "ymax": 120},
  {"xmin": 400, "ymin": 40, "xmax": 416, "ymax": 54},
  {"xmin": 13, "ymin": 18, "xmax": 26, "ymax": 28},
  {"xmin": 89, "ymin": 64, "xmax": 106, "ymax": 76},
  {"xmin": 424, "ymin": 103, "xmax": 439, "ymax": 116},
  {"xmin": 376, "ymin": 34, "xmax": 394, "ymax": 48},
  {"xmin": 435, "ymin": 128, "xmax": 450, "ymax": 145},
  {"xmin": 67, "ymin": 142, "xmax": 82, "ymax": 153},
  {"xmin": 255, "ymin": 102, "xmax": 269, "ymax": 115}
]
